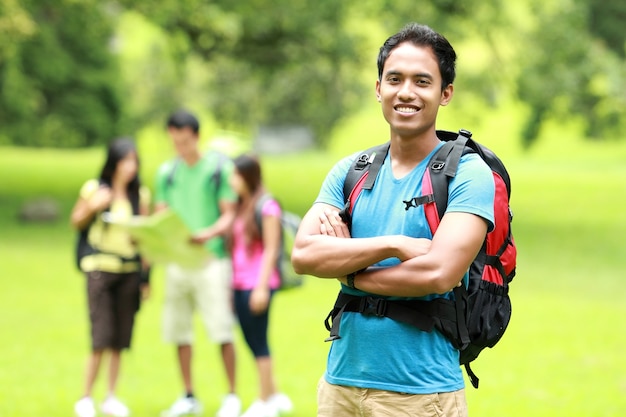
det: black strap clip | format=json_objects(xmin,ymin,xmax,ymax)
[
  {"xmin": 360, "ymin": 296, "xmax": 387, "ymax": 317},
  {"xmin": 355, "ymin": 153, "xmax": 371, "ymax": 170}
]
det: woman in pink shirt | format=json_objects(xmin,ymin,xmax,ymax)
[{"xmin": 230, "ymin": 154, "xmax": 293, "ymax": 417}]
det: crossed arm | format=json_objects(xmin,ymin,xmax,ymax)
[{"xmin": 291, "ymin": 202, "xmax": 488, "ymax": 297}]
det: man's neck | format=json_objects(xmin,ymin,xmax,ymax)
[
  {"xmin": 389, "ymin": 130, "xmax": 440, "ymax": 163},
  {"xmin": 181, "ymin": 149, "xmax": 201, "ymax": 166}
]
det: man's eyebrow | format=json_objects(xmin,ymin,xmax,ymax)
[{"xmin": 383, "ymin": 70, "xmax": 434, "ymax": 80}]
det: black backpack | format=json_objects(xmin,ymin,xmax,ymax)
[{"xmin": 325, "ymin": 129, "xmax": 517, "ymax": 388}]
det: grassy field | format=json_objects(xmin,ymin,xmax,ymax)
[{"xmin": 1, "ymin": 111, "xmax": 626, "ymax": 417}]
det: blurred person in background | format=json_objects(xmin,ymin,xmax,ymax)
[
  {"xmin": 154, "ymin": 109, "xmax": 240, "ymax": 417},
  {"xmin": 71, "ymin": 138, "xmax": 151, "ymax": 417},
  {"xmin": 230, "ymin": 154, "xmax": 293, "ymax": 417}
]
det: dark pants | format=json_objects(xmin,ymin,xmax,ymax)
[
  {"xmin": 234, "ymin": 289, "xmax": 274, "ymax": 357},
  {"xmin": 86, "ymin": 271, "xmax": 140, "ymax": 350}
]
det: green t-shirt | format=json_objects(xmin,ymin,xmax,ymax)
[{"xmin": 155, "ymin": 152, "xmax": 237, "ymax": 258}]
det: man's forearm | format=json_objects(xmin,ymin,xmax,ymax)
[
  {"xmin": 291, "ymin": 234, "xmax": 399, "ymax": 278},
  {"xmin": 348, "ymin": 256, "xmax": 453, "ymax": 297},
  {"xmin": 345, "ymin": 213, "xmax": 488, "ymax": 297}
]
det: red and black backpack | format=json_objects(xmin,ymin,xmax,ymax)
[{"xmin": 325, "ymin": 129, "xmax": 517, "ymax": 388}]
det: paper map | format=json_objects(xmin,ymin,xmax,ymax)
[{"xmin": 103, "ymin": 210, "xmax": 210, "ymax": 268}]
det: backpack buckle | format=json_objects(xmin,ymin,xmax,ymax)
[
  {"xmin": 459, "ymin": 129, "xmax": 472, "ymax": 138},
  {"xmin": 355, "ymin": 153, "xmax": 371, "ymax": 170},
  {"xmin": 431, "ymin": 162, "xmax": 445, "ymax": 171},
  {"xmin": 359, "ymin": 296, "xmax": 387, "ymax": 317}
]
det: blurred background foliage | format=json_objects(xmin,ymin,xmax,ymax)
[{"xmin": 1, "ymin": 0, "xmax": 625, "ymax": 148}]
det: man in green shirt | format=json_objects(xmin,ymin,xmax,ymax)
[{"xmin": 155, "ymin": 110, "xmax": 241, "ymax": 417}]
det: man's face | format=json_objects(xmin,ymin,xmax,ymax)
[
  {"xmin": 167, "ymin": 126, "xmax": 198, "ymax": 158},
  {"xmin": 375, "ymin": 42, "xmax": 453, "ymax": 139}
]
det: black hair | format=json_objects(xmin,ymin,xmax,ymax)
[
  {"xmin": 166, "ymin": 109, "xmax": 200, "ymax": 133},
  {"xmin": 377, "ymin": 22, "xmax": 457, "ymax": 91},
  {"xmin": 233, "ymin": 154, "xmax": 265, "ymax": 246},
  {"xmin": 233, "ymin": 154, "xmax": 262, "ymax": 195},
  {"xmin": 99, "ymin": 137, "xmax": 141, "ymax": 214}
]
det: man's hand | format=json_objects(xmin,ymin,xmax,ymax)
[
  {"xmin": 393, "ymin": 235, "xmax": 432, "ymax": 261},
  {"xmin": 319, "ymin": 209, "xmax": 351, "ymax": 238},
  {"xmin": 190, "ymin": 228, "xmax": 215, "ymax": 245},
  {"xmin": 318, "ymin": 209, "xmax": 430, "ymax": 261}
]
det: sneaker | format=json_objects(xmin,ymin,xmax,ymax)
[
  {"xmin": 74, "ymin": 397, "xmax": 96, "ymax": 417},
  {"xmin": 216, "ymin": 393, "xmax": 241, "ymax": 417},
  {"xmin": 101, "ymin": 396, "xmax": 130, "ymax": 417},
  {"xmin": 161, "ymin": 396, "xmax": 203, "ymax": 417},
  {"xmin": 266, "ymin": 393, "xmax": 293, "ymax": 415},
  {"xmin": 240, "ymin": 400, "xmax": 273, "ymax": 417}
]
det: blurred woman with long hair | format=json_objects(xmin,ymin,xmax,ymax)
[
  {"xmin": 230, "ymin": 154, "xmax": 292, "ymax": 417},
  {"xmin": 70, "ymin": 138, "xmax": 150, "ymax": 417}
]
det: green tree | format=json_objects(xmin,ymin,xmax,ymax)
[
  {"xmin": 589, "ymin": 0, "xmax": 626, "ymax": 58},
  {"xmin": 368, "ymin": 0, "xmax": 626, "ymax": 146},
  {"xmin": 516, "ymin": 0, "xmax": 626, "ymax": 146},
  {"xmin": 0, "ymin": 0, "xmax": 123, "ymax": 147},
  {"xmin": 0, "ymin": 0, "xmax": 35, "ymax": 62},
  {"xmin": 118, "ymin": 0, "xmax": 367, "ymax": 144}
]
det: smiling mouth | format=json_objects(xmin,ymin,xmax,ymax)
[{"xmin": 394, "ymin": 105, "xmax": 420, "ymax": 114}]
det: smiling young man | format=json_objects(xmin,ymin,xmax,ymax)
[{"xmin": 291, "ymin": 23, "xmax": 495, "ymax": 416}]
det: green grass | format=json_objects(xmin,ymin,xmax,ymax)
[{"xmin": 2, "ymin": 111, "xmax": 626, "ymax": 416}]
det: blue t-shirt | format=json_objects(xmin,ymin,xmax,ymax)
[{"xmin": 315, "ymin": 142, "xmax": 495, "ymax": 394}]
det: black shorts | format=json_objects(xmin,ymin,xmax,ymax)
[{"xmin": 86, "ymin": 271, "xmax": 140, "ymax": 350}]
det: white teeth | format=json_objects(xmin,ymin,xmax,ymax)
[{"xmin": 396, "ymin": 107, "xmax": 418, "ymax": 113}]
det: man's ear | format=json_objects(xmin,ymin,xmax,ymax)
[
  {"xmin": 375, "ymin": 79, "xmax": 381, "ymax": 102},
  {"xmin": 440, "ymin": 83, "xmax": 454, "ymax": 106}
]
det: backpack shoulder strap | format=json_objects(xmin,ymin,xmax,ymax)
[
  {"xmin": 339, "ymin": 143, "xmax": 390, "ymax": 227},
  {"xmin": 206, "ymin": 150, "xmax": 229, "ymax": 190},
  {"xmin": 428, "ymin": 129, "xmax": 472, "ymax": 222},
  {"xmin": 166, "ymin": 158, "xmax": 181, "ymax": 187},
  {"xmin": 254, "ymin": 193, "xmax": 277, "ymax": 234}
]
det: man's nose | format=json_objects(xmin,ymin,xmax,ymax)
[{"xmin": 397, "ymin": 81, "xmax": 415, "ymax": 101}]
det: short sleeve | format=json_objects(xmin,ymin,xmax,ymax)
[
  {"xmin": 314, "ymin": 152, "xmax": 361, "ymax": 209},
  {"xmin": 215, "ymin": 156, "xmax": 238, "ymax": 203},
  {"xmin": 79, "ymin": 179, "xmax": 99, "ymax": 200},
  {"xmin": 154, "ymin": 160, "xmax": 175, "ymax": 205},
  {"xmin": 447, "ymin": 153, "xmax": 496, "ymax": 232},
  {"xmin": 261, "ymin": 198, "xmax": 281, "ymax": 218}
]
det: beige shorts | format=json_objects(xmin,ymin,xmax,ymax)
[
  {"xmin": 162, "ymin": 258, "xmax": 235, "ymax": 345},
  {"xmin": 317, "ymin": 377, "xmax": 468, "ymax": 417}
]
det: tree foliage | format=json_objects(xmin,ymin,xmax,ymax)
[
  {"xmin": 117, "ymin": 0, "xmax": 367, "ymax": 144},
  {"xmin": 364, "ymin": 0, "xmax": 626, "ymax": 145},
  {"xmin": 515, "ymin": 0, "xmax": 626, "ymax": 146},
  {"xmin": 0, "ymin": 0, "xmax": 123, "ymax": 147},
  {"xmin": 1, "ymin": 0, "xmax": 625, "ymax": 148},
  {"xmin": 588, "ymin": 0, "xmax": 626, "ymax": 58}
]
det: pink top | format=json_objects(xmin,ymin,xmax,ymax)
[{"xmin": 231, "ymin": 198, "xmax": 281, "ymax": 290}]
